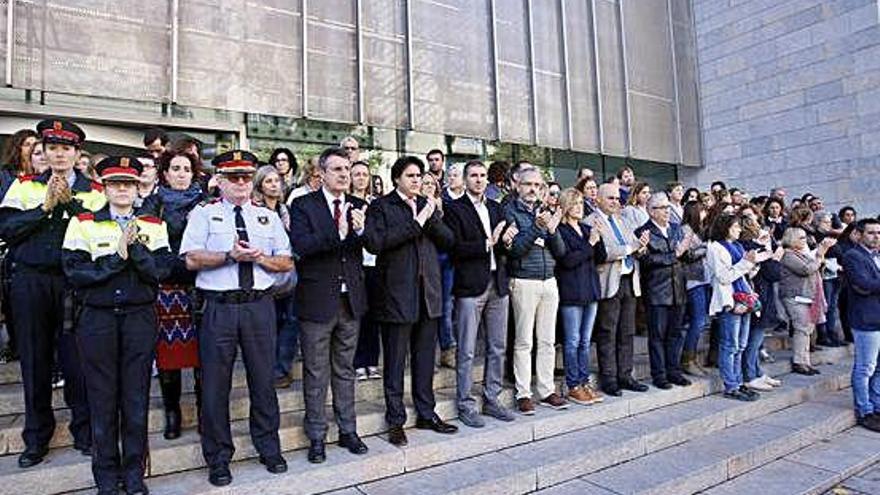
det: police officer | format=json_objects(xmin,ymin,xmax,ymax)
[
  {"xmin": 0, "ymin": 119, "xmax": 104, "ymax": 468},
  {"xmin": 179, "ymin": 150, "xmax": 292, "ymax": 487},
  {"xmin": 62, "ymin": 156, "xmax": 173, "ymax": 495}
]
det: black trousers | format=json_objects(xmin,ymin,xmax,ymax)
[
  {"xmin": 381, "ymin": 311, "xmax": 438, "ymax": 427},
  {"xmin": 77, "ymin": 305, "xmax": 155, "ymax": 490},
  {"xmin": 199, "ymin": 296, "xmax": 280, "ymax": 468},
  {"xmin": 595, "ymin": 275, "xmax": 637, "ymax": 387},
  {"xmin": 646, "ymin": 304, "xmax": 686, "ymax": 383},
  {"xmin": 354, "ymin": 267, "xmax": 381, "ymax": 369},
  {"xmin": 10, "ymin": 269, "xmax": 90, "ymax": 450}
]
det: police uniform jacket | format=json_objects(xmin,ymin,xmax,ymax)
[
  {"xmin": 0, "ymin": 170, "xmax": 106, "ymax": 272},
  {"xmin": 363, "ymin": 191, "xmax": 455, "ymax": 324},
  {"xmin": 61, "ymin": 206, "xmax": 174, "ymax": 308}
]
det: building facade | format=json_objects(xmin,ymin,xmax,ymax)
[
  {"xmin": 685, "ymin": 0, "xmax": 880, "ymax": 214},
  {"xmin": 0, "ymin": 0, "xmax": 699, "ymax": 189}
]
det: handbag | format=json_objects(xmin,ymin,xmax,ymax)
[{"xmin": 733, "ymin": 291, "xmax": 762, "ymax": 314}]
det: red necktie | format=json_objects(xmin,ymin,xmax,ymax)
[{"xmin": 333, "ymin": 199, "xmax": 342, "ymax": 229}]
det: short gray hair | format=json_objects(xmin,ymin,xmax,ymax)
[{"xmin": 647, "ymin": 191, "xmax": 670, "ymax": 209}]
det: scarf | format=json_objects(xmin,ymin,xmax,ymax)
[
  {"xmin": 154, "ymin": 184, "xmax": 204, "ymax": 241},
  {"xmin": 721, "ymin": 240, "xmax": 751, "ymax": 293}
]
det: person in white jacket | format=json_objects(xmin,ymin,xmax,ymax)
[{"xmin": 706, "ymin": 214, "xmax": 770, "ymax": 401}]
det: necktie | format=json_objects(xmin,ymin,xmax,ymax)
[
  {"xmin": 608, "ymin": 215, "xmax": 634, "ymax": 270},
  {"xmin": 406, "ymin": 197, "xmax": 418, "ymax": 218},
  {"xmin": 333, "ymin": 198, "xmax": 342, "ymax": 229},
  {"xmin": 234, "ymin": 206, "xmax": 254, "ymax": 290}
]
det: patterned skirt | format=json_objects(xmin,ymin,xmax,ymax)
[{"xmin": 155, "ymin": 283, "xmax": 199, "ymax": 370}]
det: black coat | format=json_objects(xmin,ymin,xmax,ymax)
[
  {"xmin": 364, "ymin": 192, "xmax": 455, "ymax": 324},
  {"xmin": 443, "ymin": 194, "xmax": 509, "ymax": 298},
  {"xmin": 289, "ymin": 191, "xmax": 368, "ymax": 324},
  {"xmin": 634, "ymin": 220, "xmax": 690, "ymax": 307},
  {"xmin": 555, "ymin": 223, "xmax": 604, "ymax": 306}
]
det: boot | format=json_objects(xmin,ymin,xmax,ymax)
[
  {"xmin": 159, "ymin": 370, "xmax": 182, "ymax": 440},
  {"xmin": 681, "ymin": 350, "xmax": 706, "ymax": 377},
  {"xmin": 194, "ymin": 368, "xmax": 203, "ymax": 435}
]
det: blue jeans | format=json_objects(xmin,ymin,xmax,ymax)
[
  {"xmin": 742, "ymin": 325, "xmax": 764, "ymax": 382},
  {"xmin": 684, "ymin": 285, "xmax": 710, "ymax": 352},
  {"xmin": 718, "ymin": 311, "xmax": 750, "ymax": 393},
  {"xmin": 852, "ymin": 329, "xmax": 880, "ymax": 418},
  {"xmin": 438, "ymin": 253, "xmax": 456, "ymax": 351},
  {"xmin": 273, "ymin": 295, "xmax": 301, "ymax": 379},
  {"xmin": 818, "ymin": 278, "xmax": 841, "ymax": 343},
  {"xmin": 560, "ymin": 303, "xmax": 598, "ymax": 389}
]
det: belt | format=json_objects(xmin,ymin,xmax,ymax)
[{"xmin": 200, "ymin": 289, "xmax": 269, "ymax": 304}]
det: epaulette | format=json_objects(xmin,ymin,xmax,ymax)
[
  {"xmin": 76, "ymin": 212, "xmax": 95, "ymax": 222},
  {"xmin": 19, "ymin": 174, "xmax": 38, "ymax": 182},
  {"xmin": 138, "ymin": 215, "xmax": 162, "ymax": 224},
  {"xmin": 90, "ymin": 181, "xmax": 104, "ymax": 192}
]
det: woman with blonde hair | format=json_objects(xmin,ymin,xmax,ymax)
[
  {"xmin": 554, "ymin": 188, "xmax": 605, "ymax": 405},
  {"xmin": 621, "ymin": 181, "xmax": 651, "ymax": 229}
]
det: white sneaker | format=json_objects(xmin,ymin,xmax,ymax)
[
  {"xmin": 761, "ymin": 375, "xmax": 782, "ymax": 387},
  {"xmin": 355, "ymin": 368, "xmax": 368, "ymax": 381},
  {"xmin": 367, "ymin": 366, "xmax": 382, "ymax": 380},
  {"xmin": 747, "ymin": 377, "xmax": 773, "ymax": 391}
]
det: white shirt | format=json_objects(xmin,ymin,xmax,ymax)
[
  {"xmin": 469, "ymin": 192, "xmax": 496, "ymax": 271},
  {"xmin": 651, "ymin": 219, "xmax": 668, "ymax": 238}
]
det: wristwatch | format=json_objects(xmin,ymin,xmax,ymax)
[{"xmin": 224, "ymin": 251, "xmax": 235, "ymax": 264}]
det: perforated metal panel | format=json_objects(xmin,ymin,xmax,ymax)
[
  {"xmin": 12, "ymin": 0, "xmax": 171, "ymax": 102},
  {"xmin": 532, "ymin": 1, "xmax": 566, "ymax": 149},
  {"xmin": 362, "ymin": 0, "xmax": 407, "ymax": 128},
  {"xmin": 495, "ymin": 0, "xmax": 533, "ymax": 144},
  {"xmin": 177, "ymin": 0, "xmax": 302, "ymax": 116},
  {"xmin": 410, "ymin": 0, "xmax": 495, "ymax": 139},
  {"xmin": 563, "ymin": 0, "xmax": 600, "ymax": 153},
  {"xmin": 595, "ymin": 0, "xmax": 627, "ymax": 156}
]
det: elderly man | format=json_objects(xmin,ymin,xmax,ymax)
[
  {"xmin": 340, "ymin": 136, "xmax": 360, "ymax": 162},
  {"xmin": 586, "ymin": 183, "xmax": 649, "ymax": 396},
  {"xmin": 634, "ymin": 193, "xmax": 693, "ymax": 389},
  {"xmin": 504, "ymin": 167, "xmax": 567, "ymax": 414}
]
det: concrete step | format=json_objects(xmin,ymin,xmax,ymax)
[
  {"xmin": 0, "ymin": 332, "xmax": 815, "ymax": 456},
  {"xmin": 700, "ymin": 427, "xmax": 880, "ymax": 495},
  {"xmin": 37, "ymin": 347, "xmax": 848, "ymax": 495}
]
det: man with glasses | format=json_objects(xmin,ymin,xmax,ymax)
[
  {"xmin": 340, "ymin": 136, "xmax": 360, "ymax": 162},
  {"xmin": 634, "ymin": 193, "xmax": 693, "ymax": 390},
  {"xmin": 180, "ymin": 150, "xmax": 292, "ymax": 486},
  {"xmin": 586, "ymin": 184, "xmax": 650, "ymax": 396}
]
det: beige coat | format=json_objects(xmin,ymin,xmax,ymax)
[{"xmin": 586, "ymin": 210, "xmax": 642, "ymax": 299}]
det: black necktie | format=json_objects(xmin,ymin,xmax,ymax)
[{"xmin": 234, "ymin": 206, "xmax": 254, "ymax": 290}]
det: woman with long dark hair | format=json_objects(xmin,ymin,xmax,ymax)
[
  {"xmin": 268, "ymin": 147, "xmax": 299, "ymax": 200},
  {"xmin": 680, "ymin": 201, "xmax": 710, "ymax": 376},
  {"xmin": 140, "ymin": 150, "xmax": 205, "ymax": 439},
  {"xmin": 350, "ymin": 161, "xmax": 382, "ymax": 380},
  {"xmin": 1, "ymin": 129, "xmax": 39, "ymax": 198}
]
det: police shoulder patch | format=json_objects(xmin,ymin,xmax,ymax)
[
  {"xmin": 19, "ymin": 174, "xmax": 38, "ymax": 182},
  {"xmin": 138, "ymin": 215, "xmax": 162, "ymax": 224},
  {"xmin": 76, "ymin": 212, "xmax": 95, "ymax": 222},
  {"xmin": 90, "ymin": 181, "xmax": 104, "ymax": 192}
]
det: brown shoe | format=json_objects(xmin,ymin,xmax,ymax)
[
  {"xmin": 517, "ymin": 397, "xmax": 535, "ymax": 415},
  {"xmin": 274, "ymin": 373, "xmax": 294, "ymax": 389},
  {"xmin": 585, "ymin": 384, "xmax": 604, "ymax": 403},
  {"xmin": 681, "ymin": 351, "xmax": 707, "ymax": 377},
  {"xmin": 440, "ymin": 348, "xmax": 457, "ymax": 369},
  {"xmin": 567, "ymin": 386, "xmax": 593, "ymax": 406},
  {"xmin": 539, "ymin": 393, "xmax": 569, "ymax": 410}
]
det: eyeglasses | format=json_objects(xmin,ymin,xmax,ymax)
[
  {"xmin": 605, "ymin": 196, "xmax": 620, "ymax": 201},
  {"xmin": 548, "ymin": 191, "xmax": 560, "ymax": 197},
  {"xmin": 344, "ymin": 146, "xmax": 359, "ymax": 151},
  {"xmin": 651, "ymin": 205, "xmax": 671, "ymax": 210},
  {"xmin": 224, "ymin": 174, "xmax": 253, "ymax": 183}
]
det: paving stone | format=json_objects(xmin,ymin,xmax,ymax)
[
  {"xmin": 787, "ymin": 429, "xmax": 880, "ymax": 478},
  {"xmin": 702, "ymin": 459, "xmax": 837, "ymax": 495},
  {"xmin": 0, "ymin": 447, "xmax": 92, "ymax": 495},
  {"xmin": 359, "ymin": 452, "xmax": 535, "ymax": 495},
  {"xmin": 535, "ymin": 478, "xmax": 617, "ymax": 495},
  {"xmin": 531, "ymin": 395, "xmax": 630, "ymax": 440},
  {"xmin": 609, "ymin": 394, "xmax": 729, "ymax": 453}
]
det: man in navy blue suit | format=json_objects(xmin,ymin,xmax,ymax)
[
  {"xmin": 289, "ymin": 146, "xmax": 370, "ymax": 463},
  {"xmin": 842, "ymin": 218, "xmax": 880, "ymax": 432}
]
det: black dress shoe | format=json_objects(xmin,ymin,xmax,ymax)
[
  {"xmin": 164, "ymin": 409, "xmax": 182, "ymax": 440},
  {"xmin": 208, "ymin": 464, "xmax": 232, "ymax": 487},
  {"xmin": 338, "ymin": 432, "xmax": 369, "ymax": 455},
  {"xmin": 620, "ymin": 378, "xmax": 649, "ymax": 392},
  {"xmin": 387, "ymin": 426, "xmax": 408, "ymax": 446},
  {"xmin": 74, "ymin": 443, "xmax": 92, "ymax": 457},
  {"xmin": 307, "ymin": 440, "xmax": 326, "ymax": 463},
  {"xmin": 415, "ymin": 416, "xmax": 458, "ymax": 434},
  {"xmin": 669, "ymin": 375, "xmax": 692, "ymax": 387},
  {"xmin": 17, "ymin": 446, "xmax": 48, "ymax": 468},
  {"xmin": 653, "ymin": 380, "xmax": 673, "ymax": 390},
  {"xmin": 125, "ymin": 482, "xmax": 150, "ymax": 495},
  {"xmin": 792, "ymin": 364, "xmax": 814, "ymax": 375},
  {"xmin": 601, "ymin": 383, "xmax": 622, "ymax": 397},
  {"xmin": 259, "ymin": 454, "xmax": 288, "ymax": 474}
]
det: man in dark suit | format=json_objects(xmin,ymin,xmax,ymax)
[
  {"xmin": 364, "ymin": 156, "xmax": 458, "ymax": 446},
  {"xmin": 444, "ymin": 160, "xmax": 516, "ymax": 428},
  {"xmin": 289, "ymin": 146, "xmax": 369, "ymax": 463},
  {"xmin": 842, "ymin": 218, "xmax": 880, "ymax": 432}
]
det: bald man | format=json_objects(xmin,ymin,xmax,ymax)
[{"xmin": 584, "ymin": 184, "xmax": 650, "ymax": 396}]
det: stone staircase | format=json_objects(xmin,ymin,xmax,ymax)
[{"xmin": 0, "ymin": 335, "xmax": 860, "ymax": 495}]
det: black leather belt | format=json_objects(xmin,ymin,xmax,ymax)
[{"xmin": 200, "ymin": 289, "xmax": 269, "ymax": 304}]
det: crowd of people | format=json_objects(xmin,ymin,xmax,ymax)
[{"xmin": 0, "ymin": 118, "xmax": 878, "ymax": 495}]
